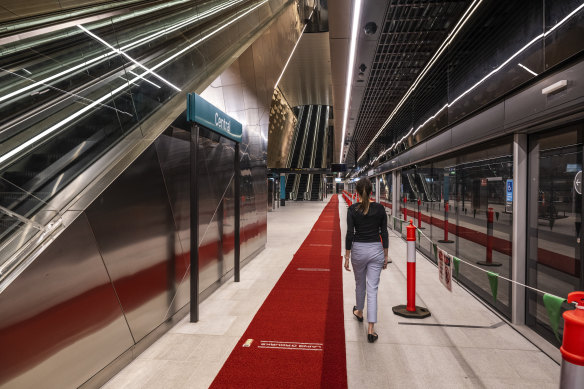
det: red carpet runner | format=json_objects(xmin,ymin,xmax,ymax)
[{"xmin": 210, "ymin": 196, "xmax": 347, "ymax": 388}]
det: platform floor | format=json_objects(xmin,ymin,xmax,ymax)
[{"xmin": 102, "ymin": 196, "xmax": 560, "ymax": 389}]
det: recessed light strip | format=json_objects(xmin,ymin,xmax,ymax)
[
  {"xmin": 340, "ymin": 0, "xmax": 363, "ymax": 163},
  {"xmin": 78, "ymin": 25, "xmax": 181, "ymax": 91},
  {"xmin": 518, "ymin": 63, "xmax": 538, "ymax": 76}
]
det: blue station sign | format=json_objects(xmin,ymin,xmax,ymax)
[{"xmin": 187, "ymin": 93, "xmax": 242, "ymax": 143}]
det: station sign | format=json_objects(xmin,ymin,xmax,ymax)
[{"xmin": 187, "ymin": 93, "xmax": 242, "ymax": 143}]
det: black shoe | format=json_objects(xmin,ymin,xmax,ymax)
[
  {"xmin": 352, "ymin": 306, "xmax": 363, "ymax": 322},
  {"xmin": 367, "ymin": 333, "xmax": 378, "ymax": 343}
]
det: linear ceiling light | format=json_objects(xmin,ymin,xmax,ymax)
[
  {"xmin": 340, "ymin": 0, "xmax": 363, "ymax": 163},
  {"xmin": 78, "ymin": 25, "xmax": 181, "ymax": 91},
  {"xmin": 518, "ymin": 63, "xmax": 538, "ymax": 76},
  {"xmin": 274, "ymin": 9, "xmax": 315, "ymax": 89}
]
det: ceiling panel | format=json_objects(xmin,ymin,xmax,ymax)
[{"xmin": 278, "ymin": 31, "xmax": 332, "ymax": 108}]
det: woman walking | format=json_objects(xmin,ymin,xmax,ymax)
[{"xmin": 344, "ymin": 177, "xmax": 389, "ymax": 343}]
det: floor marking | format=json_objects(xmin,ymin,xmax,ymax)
[
  {"xmin": 398, "ymin": 321, "xmax": 505, "ymax": 329},
  {"xmin": 297, "ymin": 268, "xmax": 330, "ymax": 272},
  {"xmin": 258, "ymin": 340, "xmax": 324, "ymax": 351},
  {"xmin": 309, "ymin": 243, "xmax": 333, "ymax": 247},
  {"xmin": 313, "ymin": 229, "xmax": 335, "ymax": 231}
]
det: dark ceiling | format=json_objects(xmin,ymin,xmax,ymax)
[{"xmin": 346, "ymin": 0, "xmax": 472, "ymax": 167}]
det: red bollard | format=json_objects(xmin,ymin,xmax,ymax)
[
  {"xmin": 392, "ymin": 220, "xmax": 431, "ymax": 319},
  {"xmin": 439, "ymin": 202, "xmax": 454, "ymax": 243},
  {"xmin": 417, "ymin": 198, "xmax": 425, "ymax": 230},
  {"xmin": 403, "ymin": 196, "xmax": 407, "ymax": 221},
  {"xmin": 477, "ymin": 207, "xmax": 501, "ymax": 266},
  {"xmin": 560, "ymin": 291, "xmax": 584, "ymax": 388}
]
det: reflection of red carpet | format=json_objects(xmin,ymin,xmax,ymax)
[{"xmin": 210, "ymin": 196, "xmax": 347, "ymax": 388}]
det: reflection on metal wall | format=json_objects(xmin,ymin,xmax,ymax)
[
  {"xmin": 0, "ymin": 1, "xmax": 299, "ymax": 387},
  {"xmin": 0, "ymin": 214, "xmax": 134, "ymax": 388},
  {"xmin": 268, "ymin": 88, "xmax": 298, "ymax": 168},
  {"xmin": 85, "ymin": 146, "xmax": 181, "ymax": 342},
  {"xmin": 197, "ymin": 129, "xmax": 237, "ymax": 293}
]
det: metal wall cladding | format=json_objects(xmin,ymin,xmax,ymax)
[
  {"xmin": 85, "ymin": 146, "xmax": 180, "ymax": 342},
  {"xmin": 198, "ymin": 130, "xmax": 237, "ymax": 293},
  {"xmin": 0, "ymin": 213, "xmax": 133, "ymax": 388}
]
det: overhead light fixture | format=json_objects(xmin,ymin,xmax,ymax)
[
  {"xmin": 542, "ymin": 80, "xmax": 567, "ymax": 95},
  {"xmin": 340, "ymin": 0, "xmax": 363, "ymax": 163},
  {"xmin": 518, "ymin": 63, "xmax": 537, "ymax": 76},
  {"xmin": 78, "ymin": 25, "xmax": 181, "ymax": 92}
]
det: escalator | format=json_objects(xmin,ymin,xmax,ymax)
[
  {"xmin": 310, "ymin": 174, "xmax": 321, "ymax": 200},
  {"xmin": 297, "ymin": 174, "xmax": 308, "ymax": 200},
  {"xmin": 285, "ymin": 173, "xmax": 296, "ymax": 199}
]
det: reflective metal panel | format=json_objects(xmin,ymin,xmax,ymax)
[
  {"xmin": 0, "ymin": 213, "xmax": 133, "ymax": 388},
  {"xmin": 197, "ymin": 129, "xmax": 236, "ymax": 293},
  {"xmin": 154, "ymin": 127, "xmax": 191, "ymax": 313},
  {"xmin": 85, "ymin": 145, "xmax": 178, "ymax": 342}
]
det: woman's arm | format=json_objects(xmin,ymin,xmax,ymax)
[
  {"xmin": 381, "ymin": 207, "xmax": 390, "ymax": 268},
  {"xmin": 344, "ymin": 208, "xmax": 354, "ymax": 271}
]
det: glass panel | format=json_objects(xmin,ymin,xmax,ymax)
[
  {"xmin": 399, "ymin": 138, "xmax": 513, "ymax": 317},
  {"xmin": 527, "ymin": 123, "xmax": 583, "ymax": 345}
]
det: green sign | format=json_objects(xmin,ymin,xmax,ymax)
[{"xmin": 187, "ymin": 93, "xmax": 242, "ymax": 143}]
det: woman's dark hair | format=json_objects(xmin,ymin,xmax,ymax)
[{"xmin": 356, "ymin": 177, "xmax": 373, "ymax": 215}]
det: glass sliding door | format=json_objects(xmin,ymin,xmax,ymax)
[{"xmin": 527, "ymin": 123, "xmax": 584, "ymax": 345}]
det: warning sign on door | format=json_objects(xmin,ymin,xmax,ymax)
[{"xmin": 438, "ymin": 248, "xmax": 453, "ymax": 292}]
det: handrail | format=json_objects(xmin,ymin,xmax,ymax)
[
  {"xmin": 306, "ymin": 106, "xmax": 321, "ymax": 197},
  {"xmin": 286, "ymin": 106, "xmax": 304, "ymax": 169},
  {"xmin": 321, "ymin": 106, "xmax": 329, "ymax": 169}
]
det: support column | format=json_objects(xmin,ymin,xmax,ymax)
[
  {"xmin": 392, "ymin": 170, "xmax": 399, "ymax": 219},
  {"xmin": 512, "ymin": 133, "xmax": 527, "ymax": 325},
  {"xmin": 234, "ymin": 142, "xmax": 240, "ymax": 283},
  {"xmin": 375, "ymin": 175, "xmax": 380, "ymax": 203},
  {"xmin": 280, "ymin": 173, "xmax": 286, "ymax": 206},
  {"xmin": 190, "ymin": 125, "xmax": 200, "ymax": 323}
]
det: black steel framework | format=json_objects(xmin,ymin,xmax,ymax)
[{"xmin": 346, "ymin": 0, "xmax": 471, "ymax": 166}]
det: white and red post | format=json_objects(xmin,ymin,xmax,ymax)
[
  {"xmin": 392, "ymin": 220, "xmax": 431, "ymax": 318},
  {"xmin": 560, "ymin": 291, "xmax": 584, "ymax": 388},
  {"xmin": 439, "ymin": 202, "xmax": 453, "ymax": 243},
  {"xmin": 417, "ymin": 198, "xmax": 424, "ymax": 230},
  {"xmin": 406, "ymin": 220, "xmax": 417, "ymax": 312},
  {"xmin": 477, "ymin": 207, "xmax": 501, "ymax": 266}
]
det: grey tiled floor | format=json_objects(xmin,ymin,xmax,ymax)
[{"xmin": 102, "ymin": 196, "xmax": 560, "ymax": 388}]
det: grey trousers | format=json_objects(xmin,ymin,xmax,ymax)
[{"xmin": 351, "ymin": 241, "xmax": 384, "ymax": 323}]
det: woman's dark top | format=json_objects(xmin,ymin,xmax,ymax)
[{"xmin": 346, "ymin": 202, "xmax": 389, "ymax": 250}]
